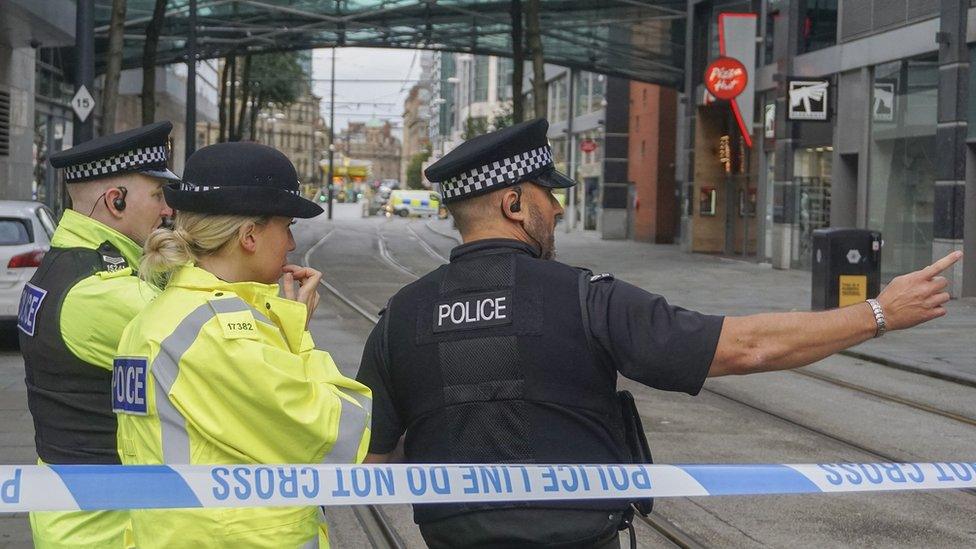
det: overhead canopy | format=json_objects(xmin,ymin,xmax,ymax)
[{"xmin": 91, "ymin": 0, "xmax": 686, "ymax": 87}]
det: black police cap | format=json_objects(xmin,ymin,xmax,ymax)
[
  {"xmin": 164, "ymin": 142, "xmax": 323, "ymax": 219},
  {"xmin": 424, "ymin": 118, "xmax": 575, "ymax": 204},
  {"xmin": 49, "ymin": 121, "xmax": 180, "ymax": 183}
]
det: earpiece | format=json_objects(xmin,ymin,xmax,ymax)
[
  {"xmin": 112, "ymin": 186, "xmax": 128, "ymax": 212},
  {"xmin": 509, "ymin": 187, "xmax": 522, "ymax": 213}
]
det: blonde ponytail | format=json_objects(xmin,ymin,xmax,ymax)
[{"xmin": 140, "ymin": 212, "xmax": 268, "ymax": 287}]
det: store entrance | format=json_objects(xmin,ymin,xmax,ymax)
[
  {"xmin": 690, "ymin": 105, "xmax": 757, "ymax": 256},
  {"xmin": 583, "ymin": 177, "xmax": 599, "ymax": 231},
  {"xmin": 792, "ymin": 146, "xmax": 832, "ymax": 269}
]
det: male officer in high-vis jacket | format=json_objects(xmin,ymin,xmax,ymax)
[
  {"xmin": 19, "ymin": 122, "xmax": 178, "ymax": 548},
  {"xmin": 357, "ymin": 118, "xmax": 961, "ymax": 548}
]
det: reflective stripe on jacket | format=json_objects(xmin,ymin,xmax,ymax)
[
  {"xmin": 22, "ymin": 209, "xmax": 155, "ymax": 548},
  {"xmin": 115, "ymin": 265, "xmax": 371, "ymax": 548}
]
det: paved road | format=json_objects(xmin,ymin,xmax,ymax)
[
  {"xmin": 1, "ymin": 204, "xmax": 973, "ymax": 548},
  {"xmin": 309, "ymin": 205, "xmax": 976, "ymax": 548}
]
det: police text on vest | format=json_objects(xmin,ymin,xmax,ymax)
[
  {"xmin": 433, "ymin": 291, "xmax": 514, "ymax": 333},
  {"xmin": 16, "ymin": 283, "xmax": 47, "ymax": 337},
  {"xmin": 112, "ymin": 357, "xmax": 148, "ymax": 415}
]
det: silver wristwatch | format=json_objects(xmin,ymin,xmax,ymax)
[{"xmin": 866, "ymin": 298, "xmax": 886, "ymax": 338}]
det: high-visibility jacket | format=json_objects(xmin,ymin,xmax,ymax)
[
  {"xmin": 114, "ymin": 265, "xmax": 371, "ymax": 548},
  {"xmin": 21, "ymin": 209, "xmax": 158, "ymax": 549}
]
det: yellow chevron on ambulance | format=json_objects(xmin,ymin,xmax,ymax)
[{"xmin": 386, "ymin": 190, "xmax": 441, "ymax": 217}]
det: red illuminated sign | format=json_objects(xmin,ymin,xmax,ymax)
[
  {"xmin": 704, "ymin": 57, "xmax": 748, "ymax": 101},
  {"xmin": 580, "ymin": 139, "xmax": 598, "ymax": 153}
]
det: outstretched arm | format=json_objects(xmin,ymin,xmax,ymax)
[{"xmin": 708, "ymin": 251, "xmax": 961, "ymax": 377}]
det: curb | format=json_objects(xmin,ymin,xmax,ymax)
[{"xmin": 839, "ymin": 349, "xmax": 976, "ymax": 389}]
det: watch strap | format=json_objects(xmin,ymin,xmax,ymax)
[{"xmin": 866, "ymin": 298, "xmax": 886, "ymax": 338}]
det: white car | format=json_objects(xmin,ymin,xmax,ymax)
[{"xmin": 0, "ymin": 201, "xmax": 57, "ymax": 322}]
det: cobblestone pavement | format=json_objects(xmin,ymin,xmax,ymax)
[{"xmin": 427, "ymin": 218, "xmax": 976, "ymax": 384}]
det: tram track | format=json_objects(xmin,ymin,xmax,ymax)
[
  {"xmin": 301, "ymin": 215, "xmax": 976, "ymax": 545},
  {"xmin": 403, "ymin": 220, "xmax": 976, "ymax": 433},
  {"xmin": 303, "ymin": 228, "xmax": 404, "ymax": 549},
  {"xmin": 421, "ymin": 216, "xmax": 976, "ymax": 392},
  {"xmin": 350, "ymin": 219, "xmax": 976, "ymax": 527},
  {"xmin": 307, "ymin": 222, "xmax": 704, "ymax": 548},
  {"xmin": 402, "ymin": 219, "xmax": 976, "ymax": 480}
]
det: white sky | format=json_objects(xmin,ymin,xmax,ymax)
[{"xmin": 311, "ymin": 48, "xmax": 425, "ymax": 140}]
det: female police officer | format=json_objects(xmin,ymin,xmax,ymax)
[{"xmin": 112, "ymin": 142, "xmax": 371, "ymax": 548}]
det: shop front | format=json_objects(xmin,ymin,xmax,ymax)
[
  {"xmin": 868, "ymin": 54, "xmax": 938, "ymax": 281},
  {"xmin": 685, "ymin": 13, "xmax": 760, "ymax": 257},
  {"xmin": 574, "ymin": 129, "xmax": 604, "ymax": 232},
  {"xmin": 691, "ymin": 105, "xmax": 758, "ymax": 255}
]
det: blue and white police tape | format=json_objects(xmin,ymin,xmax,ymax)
[{"xmin": 2, "ymin": 462, "xmax": 976, "ymax": 512}]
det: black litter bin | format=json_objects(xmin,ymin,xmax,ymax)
[{"xmin": 811, "ymin": 228, "xmax": 882, "ymax": 311}]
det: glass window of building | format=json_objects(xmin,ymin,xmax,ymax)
[
  {"xmin": 572, "ymin": 72, "xmax": 606, "ymax": 117},
  {"xmin": 589, "ymin": 74, "xmax": 606, "ymax": 113},
  {"xmin": 868, "ymin": 54, "xmax": 938, "ymax": 279},
  {"xmin": 473, "ymin": 56, "xmax": 489, "ymax": 102},
  {"xmin": 792, "ymin": 146, "xmax": 833, "ymax": 268},
  {"xmin": 763, "ymin": 6, "xmax": 778, "ymax": 65},
  {"xmin": 574, "ymin": 71, "xmax": 591, "ymax": 117},
  {"xmin": 548, "ymin": 75, "xmax": 568, "ymax": 123},
  {"xmin": 550, "ymin": 136, "xmax": 568, "ymax": 174},
  {"xmin": 799, "ymin": 0, "xmax": 838, "ymax": 54},
  {"xmin": 439, "ymin": 53, "xmax": 456, "ymax": 137},
  {"xmin": 34, "ymin": 48, "xmax": 74, "ymax": 211},
  {"xmin": 497, "ymin": 57, "xmax": 513, "ymax": 100}
]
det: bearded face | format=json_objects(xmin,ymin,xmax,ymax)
[{"xmin": 524, "ymin": 193, "xmax": 559, "ymax": 260}]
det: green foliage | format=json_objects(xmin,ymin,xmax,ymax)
[
  {"xmin": 491, "ymin": 104, "xmax": 514, "ymax": 132},
  {"xmin": 406, "ymin": 149, "xmax": 432, "ymax": 190},
  {"xmin": 249, "ymin": 52, "xmax": 306, "ymax": 108},
  {"xmin": 460, "ymin": 105, "xmax": 514, "ymax": 141},
  {"xmin": 462, "ymin": 116, "xmax": 489, "ymax": 140}
]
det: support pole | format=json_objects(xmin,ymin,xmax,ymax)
[
  {"xmin": 327, "ymin": 47, "xmax": 336, "ymax": 220},
  {"xmin": 936, "ymin": 0, "xmax": 972, "ymax": 295},
  {"xmin": 510, "ymin": 0, "xmax": 524, "ymax": 123},
  {"xmin": 73, "ymin": 0, "xmax": 95, "ymax": 144},
  {"xmin": 525, "ymin": 0, "xmax": 546, "ymax": 119},
  {"xmin": 185, "ymin": 0, "xmax": 198, "ymax": 159},
  {"xmin": 565, "ymin": 69, "xmax": 576, "ymax": 233}
]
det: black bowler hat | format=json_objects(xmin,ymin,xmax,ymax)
[
  {"xmin": 164, "ymin": 142, "xmax": 323, "ymax": 219},
  {"xmin": 425, "ymin": 118, "xmax": 575, "ymax": 204},
  {"xmin": 50, "ymin": 121, "xmax": 180, "ymax": 183}
]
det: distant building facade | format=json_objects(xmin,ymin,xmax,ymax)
[
  {"xmin": 197, "ymin": 54, "xmax": 325, "ymax": 195},
  {"xmin": 401, "ymin": 83, "xmax": 431, "ymax": 184},
  {"xmin": 337, "ymin": 119, "xmax": 401, "ymax": 182}
]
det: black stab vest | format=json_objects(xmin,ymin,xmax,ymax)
[
  {"xmin": 20, "ymin": 242, "xmax": 129, "ymax": 464},
  {"xmin": 384, "ymin": 239, "xmax": 629, "ymax": 525}
]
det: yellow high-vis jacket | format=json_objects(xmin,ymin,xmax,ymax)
[
  {"xmin": 23, "ymin": 209, "xmax": 160, "ymax": 549},
  {"xmin": 114, "ymin": 265, "xmax": 371, "ymax": 548}
]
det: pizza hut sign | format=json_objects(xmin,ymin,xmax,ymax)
[{"xmin": 704, "ymin": 57, "xmax": 748, "ymax": 101}]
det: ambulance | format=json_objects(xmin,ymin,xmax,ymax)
[{"xmin": 386, "ymin": 190, "xmax": 441, "ymax": 217}]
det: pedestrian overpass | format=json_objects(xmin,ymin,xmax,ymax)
[{"xmin": 93, "ymin": 0, "xmax": 686, "ymax": 86}]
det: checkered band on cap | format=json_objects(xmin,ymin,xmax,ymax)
[
  {"xmin": 62, "ymin": 145, "xmax": 168, "ymax": 182},
  {"xmin": 180, "ymin": 181, "xmax": 302, "ymax": 196},
  {"xmin": 441, "ymin": 145, "xmax": 553, "ymax": 201}
]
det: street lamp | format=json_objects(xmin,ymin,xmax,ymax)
[{"xmin": 326, "ymin": 47, "xmax": 336, "ymax": 220}]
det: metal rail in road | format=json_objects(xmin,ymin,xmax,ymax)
[
  {"xmin": 303, "ymin": 229, "xmax": 403, "ymax": 549},
  {"xmin": 304, "ymin": 221, "xmax": 705, "ymax": 549}
]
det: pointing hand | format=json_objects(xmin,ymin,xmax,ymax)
[{"xmin": 876, "ymin": 251, "xmax": 962, "ymax": 331}]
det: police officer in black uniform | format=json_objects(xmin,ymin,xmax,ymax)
[{"xmin": 356, "ymin": 118, "xmax": 961, "ymax": 548}]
